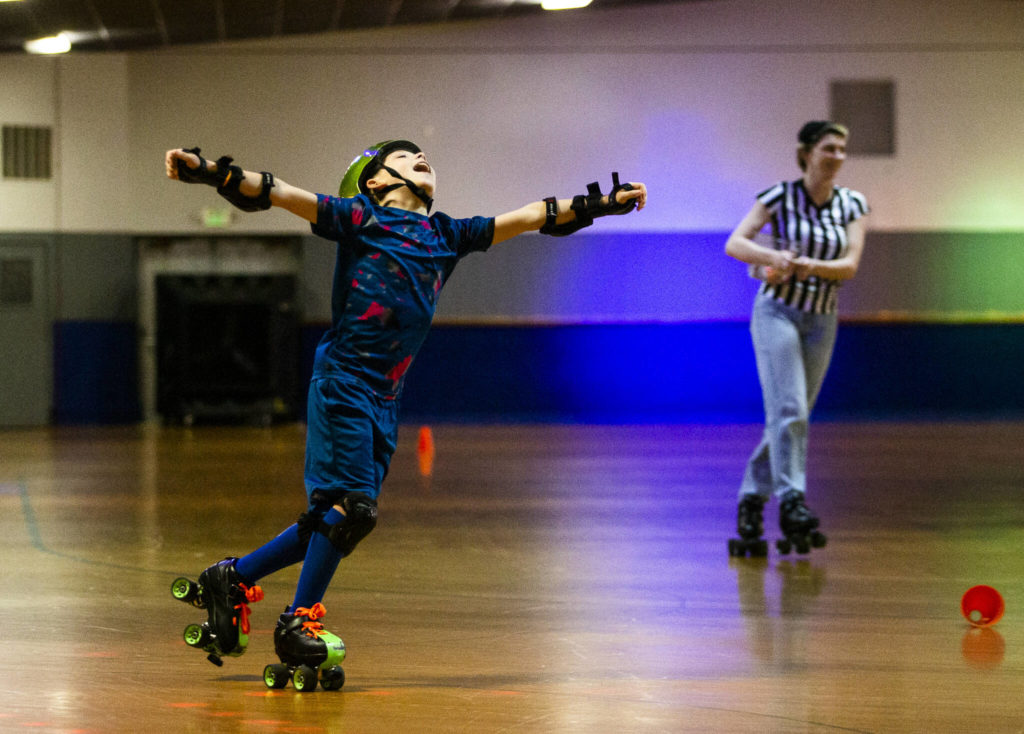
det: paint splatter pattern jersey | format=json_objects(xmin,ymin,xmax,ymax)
[{"xmin": 311, "ymin": 193, "xmax": 494, "ymax": 399}]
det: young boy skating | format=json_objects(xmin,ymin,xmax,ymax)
[{"xmin": 166, "ymin": 140, "xmax": 647, "ymax": 690}]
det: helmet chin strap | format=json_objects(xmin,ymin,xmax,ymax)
[{"xmin": 375, "ymin": 165, "xmax": 433, "ymax": 212}]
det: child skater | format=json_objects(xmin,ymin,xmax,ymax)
[{"xmin": 165, "ymin": 140, "xmax": 647, "ymax": 688}]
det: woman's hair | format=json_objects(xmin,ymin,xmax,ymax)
[{"xmin": 796, "ymin": 120, "xmax": 848, "ymax": 171}]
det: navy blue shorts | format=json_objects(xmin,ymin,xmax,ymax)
[{"xmin": 303, "ymin": 375, "xmax": 398, "ymax": 509}]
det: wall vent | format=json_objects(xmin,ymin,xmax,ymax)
[{"xmin": 2, "ymin": 125, "xmax": 53, "ymax": 180}]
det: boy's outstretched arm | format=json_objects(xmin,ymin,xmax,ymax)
[
  {"xmin": 165, "ymin": 148, "xmax": 319, "ymax": 223},
  {"xmin": 492, "ymin": 177, "xmax": 647, "ymax": 245}
]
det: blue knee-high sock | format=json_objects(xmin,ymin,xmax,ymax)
[
  {"xmin": 235, "ymin": 523, "xmax": 307, "ymax": 585},
  {"xmin": 291, "ymin": 508, "xmax": 345, "ymax": 612}
]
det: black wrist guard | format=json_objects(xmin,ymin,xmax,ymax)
[
  {"xmin": 175, "ymin": 147, "xmax": 220, "ymax": 185},
  {"xmin": 217, "ymin": 164, "xmax": 274, "ymax": 212},
  {"xmin": 603, "ymin": 171, "xmax": 637, "ymax": 216},
  {"xmin": 539, "ymin": 172, "xmax": 636, "ymax": 237},
  {"xmin": 175, "ymin": 147, "xmax": 274, "ymax": 212}
]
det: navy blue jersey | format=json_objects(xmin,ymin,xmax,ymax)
[{"xmin": 310, "ymin": 193, "xmax": 494, "ymax": 398}]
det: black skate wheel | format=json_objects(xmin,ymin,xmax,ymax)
[
  {"xmin": 728, "ymin": 539, "xmax": 743, "ymax": 557},
  {"xmin": 320, "ymin": 666, "xmax": 345, "ymax": 691},
  {"xmin": 263, "ymin": 663, "xmax": 290, "ymax": 689},
  {"xmin": 751, "ymin": 539, "xmax": 768, "ymax": 557},
  {"xmin": 292, "ymin": 664, "xmax": 319, "ymax": 692},
  {"xmin": 810, "ymin": 531, "xmax": 827, "ymax": 548},
  {"xmin": 794, "ymin": 537, "xmax": 811, "ymax": 554},
  {"xmin": 776, "ymin": 538, "xmax": 792, "ymax": 555},
  {"xmin": 183, "ymin": 623, "xmax": 212, "ymax": 648}
]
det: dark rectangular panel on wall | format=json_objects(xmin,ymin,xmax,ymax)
[
  {"xmin": 0, "ymin": 240, "xmax": 50, "ymax": 426},
  {"xmin": 0, "ymin": 258, "xmax": 33, "ymax": 304},
  {"xmin": 156, "ymin": 274, "xmax": 300, "ymax": 425},
  {"xmin": 830, "ymin": 79, "xmax": 895, "ymax": 156}
]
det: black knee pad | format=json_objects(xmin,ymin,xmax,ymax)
[
  {"xmin": 298, "ymin": 491, "xmax": 378, "ymax": 556},
  {"xmin": 295, "ymin": 512, "xmax": 319, "ymax": 548}
]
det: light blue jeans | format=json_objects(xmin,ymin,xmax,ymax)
[{"xmin": 740, "ymin": 293, "xmax": 838, "ymax": 499}]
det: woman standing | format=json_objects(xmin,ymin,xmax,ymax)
[{"xmin": 725, "ymin": 121, "xmax": 869, "ymax": 556}]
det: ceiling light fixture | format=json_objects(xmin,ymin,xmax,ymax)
[
  {"xmin": 541, "ymin": 0, "xmax": 592, "ymax": 9},
  {"xmin": 24, "ymin": 32, "xmax": 72, "ymax": 54}
]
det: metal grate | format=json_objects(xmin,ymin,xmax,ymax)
[{"xmin": 2, "ymin": 125, "xmax": 53, "ymax": 180}]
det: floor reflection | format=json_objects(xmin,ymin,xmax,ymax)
[
  {"xmin": 731, "ymin": 557, "xmax": 827, "ymax": 668},
  {"xmin": 961, "ymin": 626, "xmax": 1005, "ymax": 670}
]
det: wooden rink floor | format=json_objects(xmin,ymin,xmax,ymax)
[{"xmin": 2, "ymin": 422, "xmax": 1024, "ymax": 734}]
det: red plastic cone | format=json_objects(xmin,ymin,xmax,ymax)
[{"xmin": 961, "ymin": 585, "xmax": 1004, "ymax": 627}]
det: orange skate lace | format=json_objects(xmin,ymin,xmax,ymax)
[
  {"xmin": 231, "ymin": 583, "xmax": 264, "ymax": 635},
  {"xmin": 293, "ymin": 602, "xmax": 328, "ymax": 639}
]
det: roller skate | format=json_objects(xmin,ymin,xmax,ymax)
[
  {"xmin": 728, "ymin": 494, "xmax": 768, "ymax": 558},
  {"xmin": 170, "ymin": 557, "xmax": 264, "ymax": 666},
  {"xmin": 775, "ymin": 490, "xmax": 827, "ymax": 555},
  {"xmin": 263, "ymin": 602, "xmax": 346, "ymax": 692}
]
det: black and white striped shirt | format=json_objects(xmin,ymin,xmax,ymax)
[{"xmin": 756, "ymin": 179, "xmax": 869, "ymax": 314}]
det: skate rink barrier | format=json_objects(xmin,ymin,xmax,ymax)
[{"xmin": 2, "ymin": 422, "xmax": 1023, "ymax": 732}]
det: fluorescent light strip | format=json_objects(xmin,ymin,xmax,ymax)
[
  {"xmin": 542, "ymin": 0, "xmax": 592, "ymax": 9},
  {"xmin": 24, "ymin": 32, "xmax": 72, "ymax": 54}
]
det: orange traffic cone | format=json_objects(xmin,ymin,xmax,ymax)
[{"xmin": 417, "ymin": 426, "xmax": 435, "ymax": 477}]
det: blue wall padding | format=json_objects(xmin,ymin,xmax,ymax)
[
  {"xmin": 818, "ymin": 323, "xmax": 1023, "ymax": 419},
  {"xmin": 53, "ymin": 321, "xmax": 141, "ymax": 424},
  {"xmin": 312, "ymin": 321, "xmax": 1024, "ymax": 423},
  {"xmin": 52, "ymin": 320, "xmax": 1024, "ymax": 424},
  {"xmin": 399, "ymin": 322, "xmax": 762, "ymax": 423}
]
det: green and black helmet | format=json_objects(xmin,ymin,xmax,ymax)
[{"xmin": 339, "ymin": 139, "xmax": 433, "ymax": 211}]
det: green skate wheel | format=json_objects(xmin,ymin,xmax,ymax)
[
  {"xmin": 171, "ymin": 577, "xmax": 192, "ymax": 600},
  {"xmin": 292, "ymin": 664, "xmax": 319, "ymax": 692},
  {"xmin": 171, "ymin": 576, "xmax": 205, "ymax": 608},
  {"xmin": 183, "ymin": 623, "xmax": 211, "ymax": 648},
  {"xmin": 320, "ymin": 666, "xmax": 345, "ymax": 691},
  {"xmin": 263, "ymin": 663, "xmax": 290, "ymax": 689}
]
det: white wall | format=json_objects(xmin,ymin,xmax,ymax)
[
  {"xmin": 0, "ymin": 57, "xmax": 59, "ymax": 230},
  {"xmin": 2, "ymin": 0, "xmax": 1023, "ymax": 234},
  {"xmin": 57, "ymin": 55, "xmax": 131, "ymax": 231}
]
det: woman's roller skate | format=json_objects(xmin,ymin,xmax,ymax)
[
  {"xmin": 776, "ymin": 490, "xmax": 827, "ymax": 555},
  {"xmin": 263, "ymin": 602, "xmax": 346, "ymax": 692},
  {"xmin": 170, "ymin": 557, "xmax": 264, "ymax": 666},
  {"xmin": 728, "ymin": 494, "xmax": 768, "ymax": 558}
]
